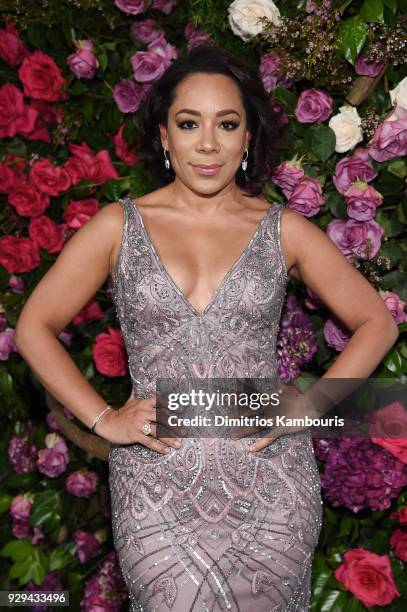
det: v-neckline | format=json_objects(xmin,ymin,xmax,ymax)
[{"xmin": 129, "ymin": 197, "xmax": 272, "ymax": 318}]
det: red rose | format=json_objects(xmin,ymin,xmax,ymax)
[
  {"xmin": 63, "ymin": 199, "xmax": 100, "ymax": 229},
  {"xmin": 29, "ymin": 216, "xmax": 66, "ymax": 254},
  {"xmin": 0, "ymin": 163, "xmax": 15, "ymax": 193},
  {"xmin": 0, "ymin": 235, "xmax": 40, "ymax": 273},
  {"xmin": 24, "ymin": 117, "xmax": 51, "ymax": 144},
  {"xmin": 72, "ymin": 300, "xmax": 104, "ymax": 325},
  {"xmin": 390, "ymin": 528, "xmax": 407, "ymax": 562},
  {"xmin": 92, "ymin": 327, "xmax": 127, "ymax": 377},
  {"xmin": 29, "ymin": 159, "xmax": 71, "ymax": 196},
  {"xmin": 334, "ymin": 547, "xmax": 400, "ymax": 608},
  {"xmin": 18, "ymin": 50, "xmax": 66, "ymax": 102},
  {"xmin": 8, "ymin": 178, "xmax": 50, "ymax": 217},
  {"xmin": 0, "ymin": 21, "xmax": 29, "ymax": 67},
  {"xmin": 111, "ymin": 123, "xmax": 138, "ymax": 165},
  {"xmin": 0, "ymin": 83, "xmax": 38, "ymax": 139},
  {"xmin": 65, "ymin": 142, "xmax": 119, "ymax": 185}
]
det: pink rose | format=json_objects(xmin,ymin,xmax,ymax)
[
  {"xmin": 333, "ymin": 148, "xmax": 378, "ymax": 195},
  {"xmin": 67, "ymin": 48, "xmax": 98, "ymax": 79},
  {"xmin": 344, "ymin": 182, "xmax": 383, "ymax": 221},
  {"xmin": 184, "ymin": 23, "xmax": 212, "ymax": 50},
  {"xmin": 9, "ymin": 494, "xmax": 33, "ymax": 520},
  {"xmin": 113, "ymin": 78, "xmax": 146, "ymax": 114},
  {"xmin": 271, "ymin": 160, "xmax": 304, "ymax": 197},
  {"xmin": 390, "ymin": 528, "xmax": 407, "ymax": 562},
  {"xmin": 355, "ymin": 54, "xmax": 385, "ymax": 77},
  {"xmin": 152, "ymin": 0, "xmax": 176, "ymax": 14},
  {"xmin": 72, "ymin": 299, "xmax": 104, "ymax": 325},
  {"xmin": 323, "ymin": 318, "xmax": 350, "ymax": 351},
  {"xmin": 37, "ymin": 433, "xmax": 70, "ymax": 478},
  {"xmin": 326, "ymin": 218, "xmax": 384, "ymax": 261},
  {"xmin": 74, "ymin": 530, "xmax": 102, "ymax": 563},
  {"xmin": 66, "ymin": 470, "xmax": 98, "ymax": 497},
  {"xmin": 368, "ymin": 106, "xmax": 407, "ymax": 162},
  {"xmin": 294, "ymin": 89, "xmax": 333, "ymax": 123},
  {"xmin": 114, "ymin": 0, "xmax": 148, "ymax": 15},
  {"xmin": 131, "ymin": 19, "xmax": 164, "ymax": 43},
  {"xmin": 287, "ymin": 176, "xmax": 325, "ymax": 217},
  {"xmin": 131, "ymin": 50, "xmax": 167, "ymax": 82},
  {"xmin": 0, "ymin": 328, "xmax": 17, "ymax": 360},
  {"xmin": 334, "ymin": 548, "xmax": 400, "ymax": 608},
  {"xmin": 92, "ymin": 326, "xmax": 127, "ymax": 377},
  {"xmin": 259, "ymin": 52, "xmax": 292, "ymax": 93},
  {"xmin": 379, "ymin": 291, "xmax": 407, "ymax": 324}
]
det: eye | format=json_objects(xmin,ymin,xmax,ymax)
[{"xmin": 176, "ymin": 120, "xmax": 240, "ymax": 131}]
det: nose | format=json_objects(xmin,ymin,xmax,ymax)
[{"xmin": 196, "ymin": 124, "xmax": 220, "ymax": 153}]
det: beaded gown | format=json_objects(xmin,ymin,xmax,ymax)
[{"xmin": 108, "ymin": 196, "xmax": 323, "ymax": 612}]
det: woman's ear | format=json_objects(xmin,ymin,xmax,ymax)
[{"xmin": 159, "ymin": 123, "xmax": 168, "ymax": 149}]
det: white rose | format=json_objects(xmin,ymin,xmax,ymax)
[
  {"xmin": 328, "ymin": 105, "xmax": 363, "ymax": 153},
  {"xmin": 228, "ymin": 0, "xmax": 281, "ymax": 42},
  {"xmin": 389, "ymin": 76, "xmax": 407, "ymax": 110}
]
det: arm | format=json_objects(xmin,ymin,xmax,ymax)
[
  {"xmin": 250, "ymin": 208, "xmax": 400, "ymax": 450},
  {"xmin": 14, "ymin": 202, "xmax": 125, "ymax": 433}
]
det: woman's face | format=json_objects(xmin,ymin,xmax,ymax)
[{"xmin": 159, "ymin": 72, "xmax": 251, "ymax": 194}]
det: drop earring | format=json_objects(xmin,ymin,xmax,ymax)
[
  {"xmin": 241, "ymin": 148, "xmax": 248, "ymax": 172},
  {"xmin": 163, "ymin": 148, "xmax": 171, "ymax": 170}
]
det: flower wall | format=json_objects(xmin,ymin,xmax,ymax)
[{"xmin": 0, "ymin": 0, "xmax": 406, "ymax": 609}]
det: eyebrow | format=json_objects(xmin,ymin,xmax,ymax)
[{"xmin": 174, "ymin": 108, "xmax": 241, "ymax": 118}]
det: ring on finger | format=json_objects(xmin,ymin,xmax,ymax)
[{"xmin": 142, "ymin": 421, "xmax": 152, "ymax": 436}]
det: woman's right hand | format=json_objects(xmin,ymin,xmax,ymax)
[{"xmin": 94, "ymin": 393, "xmax": 181, "ymax": 453}]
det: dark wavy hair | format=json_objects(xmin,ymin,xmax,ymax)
[{"xmin": 137, "ymin": 43, "xmax": 286, "ymax": 197}]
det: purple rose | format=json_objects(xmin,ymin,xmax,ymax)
[
  {"xmin": 287, "ymin": 176, "xmax": 325, "ymax": 217},
  {"xmin": 379, "ymin": 291, "xmax": 407, "ymax": 324},
  {"xmin": 8, "ymin": 434, "xmax": 37, "ymax": 473},
  {"xmin": 327, "ymin": 218, "xmax": 384, "ymax": 261},
  {"xmin": 114, "ymin": 0, "xmax": 150, "ymax": 15},
  {"xmin": 323, "ymin": 318, "xmax": 351, "ymax": 351},
  {"xmin": 12, "ymin": 519, "xmax": 32, "ymax": 539},
  {"xmin": 355, "ymin": 54, "xmax": 385, "ymax": 77},
  {"xmin": 74, "ymin": 530, "xmax": 102, "ymax": 563},
  {"xmin": 66, "ymin": 469, "xmax": 98, "ymax": 497},
  {"xmin": 184, "ymin": 23, "xmax": 212, "ymax": 50},
  {"xmin": 344, "ymin": 182, "xmax": 383, "ymax": 221},
  {"xmin": 130, "ymin": 19, "xmax": 164, "ymax": 43},
  {"xmin": 9, "ymin": 274, "xmax": 25, "ymax": 292},
  {"xmin": 333, "ymin": 148, "xmax": 378, "ymax": 194},
  {"xmin": 259, "ymin": 52, "xmax": 292, "ymax": 93},
  {"xmin": 147, "ymin": 38, "xmax": 178, "ymax": 65},
  {"xmin": 113, "ymin": 78, "xmax": 145, "ymax": 113},
  {"xmin": 271, "ymin": 160, "xmax": 304, "ymax": 197},
  {"xmin": 9, "ymin": 494, "xmax": 33, "ymax": 520},
  {"xmin": 368, "ymin": 106, "xmax": 407, "ymax": 162},
  {"xmin": 294, "ymin": 89, "xmax": 333, "ymax": 123},
  {"xmin": 37, "ymin": 433, "xmax": 69, "ymax": 478},
  {"xmin": 67, "ymin": 49, "xmax": 98, "ymax": 79},
  {"xmin": 131, "ymin": 49, "xmax": 167, "ymax": 83},
  {"xmin": 0, "ymin": 328, "xmax": 16, "ymax": 360},
  {"xmin": 151, "ymin": 0, "xmax": 176, "ymax": 14}
]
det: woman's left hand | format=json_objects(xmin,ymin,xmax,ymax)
[{"xmin": 248, "ymin": 382, "xmax": 314, "ymax": 452}]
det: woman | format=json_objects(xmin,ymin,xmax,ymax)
[{"xmin": 15, "ymin": 44, "xmax": 399, "ymax": 611}]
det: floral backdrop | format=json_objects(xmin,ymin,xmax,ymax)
[{"xmin": 0, "ymin": 0, "xmax": 406, "ymax": 610}]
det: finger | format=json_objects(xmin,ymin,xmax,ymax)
[
  {"xmin": 159, "ymin": 436, "xmax": 182, "ymax": 448},
  {"xmin": 139, "ymin": 434, "xmax": 171, "ymax": 454},
  {"xmin": 248, "ymin": 436, "xmax": 276, "ymax": 452}
]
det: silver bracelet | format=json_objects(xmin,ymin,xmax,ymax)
[{"xmin": 90, "ymin": 405, "xmax": 113, "ymax": 433}]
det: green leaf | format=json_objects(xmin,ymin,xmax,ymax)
[
  {"xmin": 0, "ymin": 540, "xmax": 33, "ymax": 561},
  {"xmin": 360, "ymin": 0, "xmax": 384, "ymax": 22},
  {"xmin": 0, "ymin": 494, "xmax": 12, "ymax": 513},
  {"xmin": 273, "ymin": 87, "xmax": 297, "ymax": 114},
  {"xmin": 30, "ymin": 490, "xmax": 61, "ymax": 533},
  {"xmin": 387, "ymin": 160, "xmax": 406, "ymax": 179},
  {"xmin": 303, "ymin": 125, "xmax": 336, "ymax": 162},
  {"xmin": 383, "ymin": 347, "xmax": 403, "ymax": 373},
  {"xmin": 339, "ymin": 17, "xmax": 367, "ymax": 65},
  {"xmin": 318, "ymin": 590, "xmax": 348, "ymax": 611},
  {"xmin": 382, "ymin": 0, "xmax": 397, "ymax": 13}
]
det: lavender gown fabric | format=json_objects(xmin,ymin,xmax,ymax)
[{"xmin": 108, "ymin": 196, "xmax": 323, "ymax": 611}]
